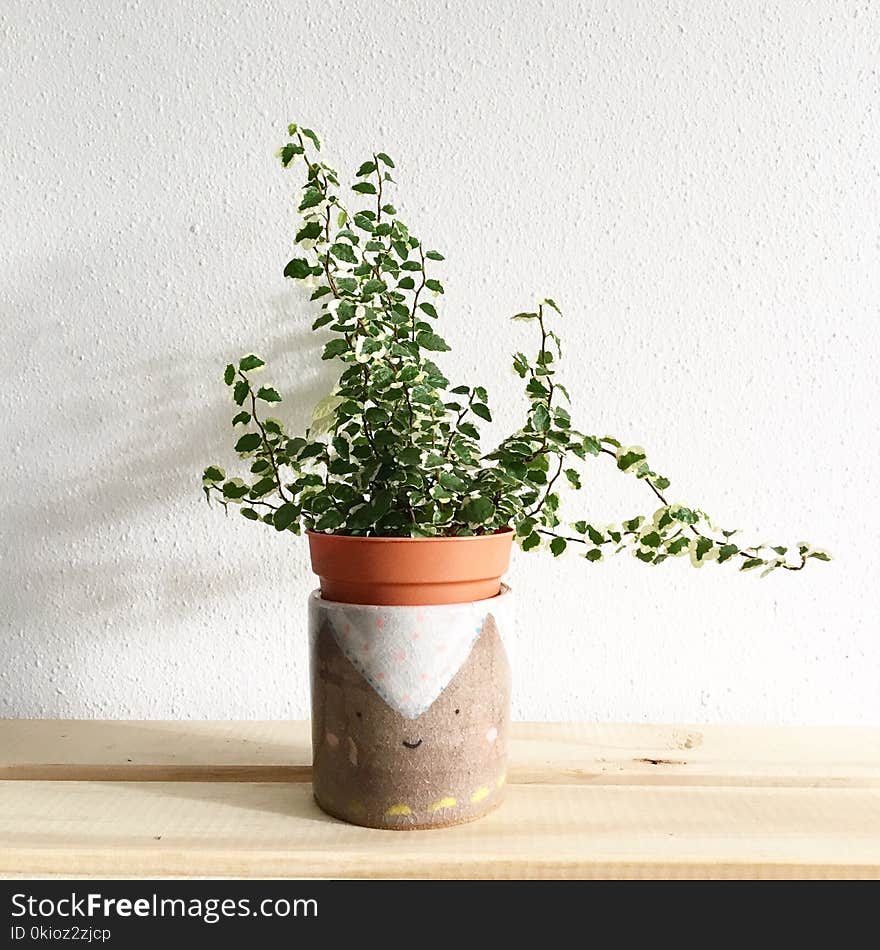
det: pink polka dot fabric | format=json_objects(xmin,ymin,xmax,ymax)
[{"xmin": 309, "ymin": 587, "xmax": 511, "ymax": 719}]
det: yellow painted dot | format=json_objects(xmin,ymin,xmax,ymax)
[
  {"xmin": 470, "ymin": 786, "xmax": 490, "ymax": 803},
  {"xmin": 496, "ymin": 771, "xmax": 507, "ymax": 789},
  {"xmin": 428, "ymin": 796, "xmax": 457, "ymax": 812},
  {"xmin": 347, "ymin": 800, "xmax": 366, "ymax": 816},
  {"xmin": 385, "ymin": 803, "xmax": 412, "ymax": 817}
]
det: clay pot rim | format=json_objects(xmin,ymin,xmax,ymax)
[
  {"xmin": 310, "ymin": 582, "xmax": 512, "ymax": 609},
  {"xmin": 305, "ymin": 527, "xmax": 514, "ymax": 544}
]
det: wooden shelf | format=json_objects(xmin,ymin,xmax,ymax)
[{"xmin": 2, "ymin": 721, "xmax": 879, "ymax": 879}]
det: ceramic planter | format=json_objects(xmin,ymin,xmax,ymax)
[{"xmin": 307, "ymin": 531, "xmax": 514, "ymax": 830}]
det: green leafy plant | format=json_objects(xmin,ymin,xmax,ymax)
[{"xmin": 202, "ymin": 123, "xmax": 828, "ymax": 575}]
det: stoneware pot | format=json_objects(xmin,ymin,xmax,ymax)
[{"xmin": 307, "ymin": 530, "xmax": 513, "ymax": 830}]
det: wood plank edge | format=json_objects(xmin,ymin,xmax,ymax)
[
  {"xmin": 0, "ymin": 765, "xmax": 312, "ymax": 783},
  {"xmin": 2, "ymin": 851, "xmax": 879, "ymax": 880},
  {"xmin": 4, "ymin": 765, "xmax": 880, "ymax": 788}
]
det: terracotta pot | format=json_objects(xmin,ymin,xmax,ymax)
[
  {"xmin": 309, "ymin": 586, "xmax": 512, "ymax": 829},
  {"xmin": 307, "ymin": 529, "xmax": 514, "ymax": 606}
]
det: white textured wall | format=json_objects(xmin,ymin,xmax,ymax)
[{"xmin": 2, "ymin": 0, "xmax": 878, "ymax": 723}]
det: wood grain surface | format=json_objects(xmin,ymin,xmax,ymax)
[{"xmin": 2, "ymin": 720, "xmax": 878, "ymax": 879}]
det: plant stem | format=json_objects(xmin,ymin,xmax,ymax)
[
  {"xmin": 374, "ymin": 154, "xmax": 383, "ymax": 223},
  {"xmin": 410, "ymin": 246, "xmax": 427, "ymax": 342},
  {"xmin": 442, "ymin": 390, "xmax": 475, "ymax": 459},
  {"xmin": 527, "ymin": 455, "xmax": 564, "ymax": 518},
  {"xmin": 240, "ymin": 371, "xmax": 289, "ymax": 502},
  {"xmin": 205, "ymin": 483, "xmax": 282, "ymax": 511}
]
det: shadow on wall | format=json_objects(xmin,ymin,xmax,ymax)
[{"xmin": 2, "ymin": 272, "xmax": 333, "ymax": 711}]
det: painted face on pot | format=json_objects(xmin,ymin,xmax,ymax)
[{"xmin": 311, "ymin": 613, "xmax": 510, "ymax": 828}]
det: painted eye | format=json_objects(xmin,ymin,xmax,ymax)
[
  {"xmin": 356, "ymin": 711, "xmax": 362, "ymax": 719},
  {"xmin": 454, "ymin": 708, "xmax": 460, "ymax": 715}
]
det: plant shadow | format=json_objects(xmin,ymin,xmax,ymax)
[{"xmin": 2, "ymin": 272, "xmax": 335, "ymax": 713}]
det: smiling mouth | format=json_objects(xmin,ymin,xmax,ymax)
[{"xmin": 402, "ymin": 739, "xmax": 423, "ymax": 750}]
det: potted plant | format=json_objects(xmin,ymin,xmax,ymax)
[{"xmin": 202, "ymin": 123, "xmax": 827, "ymax": 830}]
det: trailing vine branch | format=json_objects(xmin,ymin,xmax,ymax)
[{"xmin": 242, "ymin": 371, "xmax": 289, "ymax": 502}]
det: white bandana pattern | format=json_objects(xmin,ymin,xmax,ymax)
[{"xmin": 309, "ymin": 587, "xmax": 511, "ymax": 719}]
